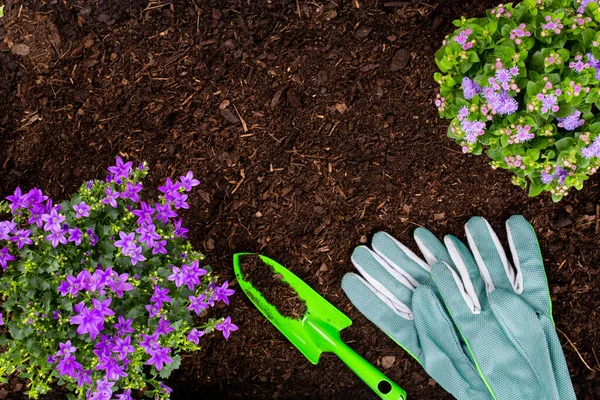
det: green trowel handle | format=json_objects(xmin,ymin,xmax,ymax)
[{"xmin": 332, "ymin": 341, "xmax": 407, "ymax": 400}]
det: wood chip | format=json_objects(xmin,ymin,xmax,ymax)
[
  {"xmin": 354, "ymin": 26, "xmax": 372, "ymax": 39},
  {"xmin": 11, "ymin": 43, "xmax": 30, "ymax": 56},
  {"xmin": 220, "ymin": 108, "xmax": 239, "ymax": 124},
  {"xmin": 390, "ymin": 48, "xmax": 410, "ymax": 72},
  {"xmin": 335, "ymin": 103, "xmax": 348, "ymax": 114},
  {"xmin": 382, "ymin": 356, "xmax": 396, "ymax": 369}
]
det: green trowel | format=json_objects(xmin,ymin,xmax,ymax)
[{"xmin": 233, "ymin": 253, "xmax": 407, "ymax": 400}]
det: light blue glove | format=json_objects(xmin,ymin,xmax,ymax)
[
  {"xmin": 342, "ymin": 232, "xmax": 493, "ymax": 399},
  {"xmin": 416, "ymin": 215, "xmax": 575, "ymax": 400}
]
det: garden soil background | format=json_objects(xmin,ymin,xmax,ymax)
[{"xmin": 0, "ymin": 0, "xmax": 599, "ymax": 398}]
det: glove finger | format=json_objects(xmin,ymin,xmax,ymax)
[
  {"xmin": 539, "ymin": 315, "xmax": 576, "ymax": 400},
  {"xmin": 430, "ymin": 261, "xmax": 479, "ymax": 321},
  {"xmin": 413, "ymin": 227, "xmax": 454, "ymax": 266},
  {"xmin": 341, "ymin": 273, "xmax": 423, "ymax": 362},
  {"xmin": 466, "ymin": 216, "xmax": 517, "ymax": 293},
  {"xmin": 505, "ymin": 215, "xmax": 551, "ymax": 315},
  {"xmin": 444, "ymin": 235, "xmax": 486, "ymax": 312},
  {"xmin": 412, "ymin": 286, "xmax": 494, "ymax": 400},
  {"xmin": 351, "ymin": 246, "xmax": 414, "ymax": 317},
  {"xmin": 371, "ymin": 232, "xmax": 434, "ymax": 287},
  {"xmin": 490, "ymin": 289, "xmax": 560, "ymax": 400}
]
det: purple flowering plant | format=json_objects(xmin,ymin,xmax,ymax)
[
  {"xmin": 0, "ymin": 157, "xmax": 236, "ymax": 399},
  {"xmin": 434, "ymin": 0, "xmax": 600, "ymax": 201}
]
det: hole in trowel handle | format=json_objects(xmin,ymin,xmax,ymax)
[{"xmin": 377, "ymin": 380, "xmax": 392, "ymax": 394}]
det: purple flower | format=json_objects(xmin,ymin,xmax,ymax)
[
  {"xmin": 182, "ymin": 260, "xmax": 207, "ymax": 291},
  {"xmin": 158, "ymin": 177, "xmax": 181, "ymax": 201},
  {"xmin": 173, "ymin": 218, "xmax": 189, "ymax": 238},
  {"xmin": 41, "ymin": 209, "xmax": 65, "ymax": 232},
  {"xmin": 28, "ymin": 204, "xmax": 46, "ymax": 228},
  {"xmin": 159, "ymin": 383, "xmax": 173, "ymax": 395},
  {"xmin": 515, "ymin": 125, "xmax": 534, "ymax": 142},
  {"xmin": 56, "ymin": 354, "xmax": 82, "ymax": 378},
  {"xmin": 489, "ymin": 91, "xmax": 518, "ymax": 115},
  {"xmin": 462, "ymin": 77, "xmax": 481, "ymax": 100},
  {"xmin": 495, "ymin": 68, "xmax": 512, "ymax": 84},
  {"xmin": 131, "ymin": 202, "xmax": 155, "ymax": 225},
  {"xmin": 46, "ymin": 230, "xmax": 68, "ymax": 248},
  {"xmin": 0, "ymin": 313, "xmax": 4, "ymax": 326},
  {"xmin": 557, "ymin": 110, "xmax": 585, "ymax": 131},
  {"xmin": 73, "ymin": 201, "xmax": 91, "ymax": 218},
  {"xmin": 135, "ymin": 223, "xmax": 161, "ymax": 247},
  {"xmin": 107, "ymin": 156, "xmax": 133, "ymax": 184},
  {"xmin": 101, "ymin": 187, "xmax": 120, "ymax": 208},
  {"xmin": 115, "ymin": 389, "xmax": 132, "ymax": 400},
  {"xmin": 68, "ymin": 227, "xmax": 83, "ymax": 246},
  {"xmin": 87, "ymin": 229, "xmax": 99, "ymax": 246},
  {"xmin": 171, "ymin": 193, "xmax": 189, "ymax": 210},
  {"xmin": 554, "ymin": 166, "xmax": 568, "ymax": 184},
  {"xmin": 214, "ymin": 281, "xmax": 235, "ymax": 305},
  {"xmin": 25, "ymin": 188, "xmax": 47, "ymax": 206},
  {"xmin": 107, "ymin": 273, "xmax": 133, "ymax": 298},
  {"xmin": 155, "ymin": 317, "xmax": 174, "ymax": 336},
  {"xmin": 188, "ymin": 294, "xmax": 209, "ymax": 315},
  {"xmin": 127, "ymin": 245, "xmax": 146, "ymax": 265},
  {"xmin": 581, "ymin": 136, "xmax": 600, "ymax": 158},
  {"xmin": 0, "ymin": 220, "xmax": 15, "ymax": 241},
  {"xmin": 121, "ymin": 182, "xmax": 142, "ymax": 203},
  {"xmin": 6, "ymin": 188, "xmax": 27, "ymax": 212},
  {"xmin": 74, "ymin": 369, "xmax": 92, "ymax": 387},
  {"xmin": 167, "ymin": 266, "xmax": 185, "ymax": 288},
  {"xmin": 146, "ymin": 346, "xmax": 172, "ymax": 371},
  {"xmin": 187, "ymin": 328, "xmax": 205, "ymax": 345},
  {"xmin": 92, "ymin": 298, "xmax": 115, "ymax": 318},
  {"xmin": 114, "ymin": 231, "xmax": 135, "ymax": 251},
  {"xmin": 113, "ymin": 335, "xmax": 135, "ymax": 360},
  {"xmin": 10, "ymin": 229, "xmax": 32, "ymax": 250},
  {"xmin": 155, "ymin": 202, "xmax": 177, "ymax": 224},
  {"xmin": 461, "ymin": 119, "xmax": 486, "ymax": 137},
  {"xmin": 180, "ymin": 171, "xmax": 200, "ymax": 191},
  {"xmin": 57, "ymin": 340, "xmax": 76, "ymax": 357},
  {"xmin": 457, "ymin": 106, "xmax": 469, "ymax": 121},
  {"xmin": 152, "ymin": 239, "xmax": 168, "ymax": 255},
  {"xmin": 92, "ymin": 378, "xmax": 115, "ymax": 400},
  {"xmin": 150, "ymin": 285, "xmax": 171, "ymax": 308},
  {"xmin": 113, "ymin": 316, "xmax": 135, "ymax": 337},
  {"xmin": 215, "ymin": 316, "xmax": 238, "ymax": 340},
  {"xmin": 70, "ymin": 304, "xmax": 105, "ymax": 339},
  {"xmin": 146, "ymin": 302, "xmax": 159, "ymax": 317},
  {"xmin": 53, "ymin": 310, "xmax": 61, "ymax": 320},
  {"xmin": 87, "ymin": 180, "xmax": 94, "ymax": 190},
  {"xmin": 139, "ymin": 332, "xmax": 160, "ymax": 353}
]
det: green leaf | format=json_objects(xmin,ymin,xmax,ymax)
[
  {"xmin": 554, "ymin": 104, "xmax": 574, "ymax": 118},
  {"xmin": 555, "ymin": 137, "xmax": 575, "ymax": 152},
  {"xmin": 527, "ymin": 148, "xmax": 540, "ymax": 160},
  {"xmin": 158, "ymin": 354, "xmax": 181, "ymax": 379},
  {"xmin": 0, "ymin": 6, "xmax": 4, "ymax": 18},
  {"xmin": 528, "ymin": 183, "xmax": 545, "ymax": 197},
  {"xmin": 459, "ymin": 61, "xmax": 473, "ymax": 74},
  {"xmin": 529, "ymin": 51, "xmax": 544, "ymax": 72},
  {"xmin": 526, "ymin": 81, "xmax": 538, "ymax": 97},
  {"xmin": 582, "ymin": 28, "xmax": 596, "ymax": 48}
]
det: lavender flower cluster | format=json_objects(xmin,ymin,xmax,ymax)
[
  {"xmin": 0, "ymin": 157, "xmax": 236, "ymax": 399},
  {"xmin": 434, "ymin": 0, "xmax": 600, "ymax": 201}
]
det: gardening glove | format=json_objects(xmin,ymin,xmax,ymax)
[
  {"xmin": 416, "ymin": 215, "xmax": 575, "ymax": 400},
  {"xmin": 341, "ymin": 231, "xmax": 493, "ymax": 400}
]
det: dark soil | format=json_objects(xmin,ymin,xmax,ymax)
[
  {"xmin": 239, "ymin": 254, "xmax": 307, "ymax": 319},
  {"xmin": 0, "ymin": 0, "xmax": 599, "ymax": 399}
]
